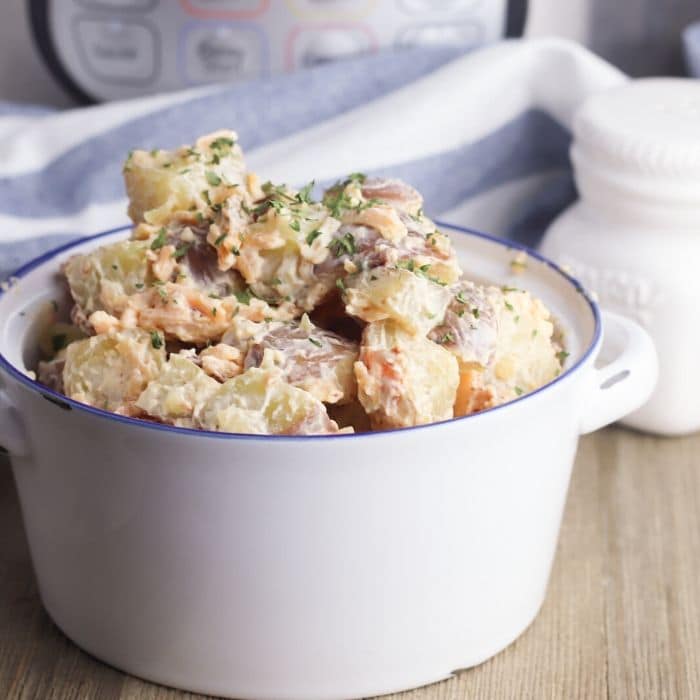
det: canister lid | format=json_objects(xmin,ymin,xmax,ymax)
[{"xmin": 573, "ymin": 78, "xmax": 700, "ymax": 179}]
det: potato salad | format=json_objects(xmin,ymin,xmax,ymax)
[{"xmin": 36, "ymin": 131, "xmax": 565, "ymax": 435}]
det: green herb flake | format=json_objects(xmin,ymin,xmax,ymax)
[
  {"xmin": 214, "ymin": 232, "xmax": 227, "ymax": 246},
  {"xmin": 309, "ymin": 337, "xmax": 322, "ymax": 348},
  {"xmin": 472, "ymin": 307, "xmax": 480, "ymax": 319},
  {"xmin": 297, "ymin": 181, "xmax": 315, "ymax": 204},
  {"xmin": 150, "ymin": 227, "xmax": 167, "ymax": 250},
  {"xmin": 235, "ymin": 288, "xmax": 252, "ymax": 305},
  {"xmin": 150, "ymin": 331, "xmax": 164, "ymax": 349},
  {"xmin": 306, "ymin": 228, "xmax": 322, "ymax": 245},
  {"xmin": 329, "ymin": 232, "xmax": 356, "ymax": 258},
  {"xmin": 210, "ymin": 136, "xmax": 235, "ymax": 151},
  {"xmin": 556, "ymin": 350, "xmax": 570, "ymax": 364},
  {"xmin": 195, "ymin": 211, "xmax": 205, "ymax": 224},
  {"xmin": 289, "ymin": 219, "xmax": 301, "ymax": 232},
  {"xmin": 347, "ymin": 172, "xmax": 366, "ymax": 184},
  {"xmin": 505, "ymin": 301, "xmax": 514, "ymax": 312},
  {"xmin": 336, "ymin": 278, "xmax": 346, "ymax": 292},
  {"xmin": 515, "ymin": 386, "xmax": 524, "ymax": 396},
  {"xmin": 205, "ymin": 171, "xmax": 222, "ymax": 187},
  {"xmin": 173, "ymin": 243, "xmax": 191, "ymax": 260}
]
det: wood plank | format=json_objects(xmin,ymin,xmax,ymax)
[{"xmin": 1, "ymin": 427, "xmax": 699, "ymax": 699}]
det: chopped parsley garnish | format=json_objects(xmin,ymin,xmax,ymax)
[
  {"xmin": 235, "ymin": 288, "xmax": 252, "ymax": 305},
  {"xmin": 438, "ymin": 332, "xmax": 455, "ymax": 345},
  {"xmin": 472, "ymin": 307, "xmax": 480, "ymax": 319},
  {"xmin": 150, "ymin": 227, "xmax": 167, "ymax": 250},
  {"xmin": 271, "ymin": 278, "xmax": 282, "ymax": 285},
  {"xmin": 195, "ymin": 211, "xmax": 205, "ymax": 224},
  {"xmin": 323, "ymin": 189, "xmax": 354, "ymax": 218},
  {"xmin": 205, "ymin": 171, "xmax": 222, "ymax": 186},
  {"xmin": 51, "ymin": 334, "xmax": 67, "ymax": 353},
  {"xmin": 347, "ymin": 172, "xmax": 366, "ymax": 183},
  {"xmin": 212, "ymin": 307, "xmax": 217, "ymax": 316},
  {"xmin": 335, "ymin": 278, "xmax": 346, "ymax": 292},
  {"xmin": 210, "ymin": 136, "xmax": 235, "ymax": 151},
  {"xmin": 309, "ymin": 337, "xmax": 322, "ymax": 348},
  {"xmin": 150, "ymin": 331, "xmax": 163, "ymax": 349},
  {"xmin": 329, "ymin": 232, "xmax": 356, "ymax": 257},
  {"xmin": 289, "ymin": 219, "xmax": 301, "ymax": 232},
  {"xmin": 173, "ymin": 243, "xmax": 191, "ymax": 260},
  {"xmin": 202, "ymin": 190, "xmax": 212, "ymax": 205},
  {"xmin": 134, "ymin": 282, "xmax": 144, "ymax": 290},
  {"xmin": 515, "ymin": 386, "xmax": 524, "ymax": 396},
  {"xmin": 296, "ymin": 181, "xmax": 315, "ymax": 204},
  {"xmin": 214, "ymin": 232, "xmax": 227, "ymax": 246},
  {"xmin": 505, "ymin": 301, "xmax": 514, "ymax": 312},
  {"xmin": 455, "ymin": 291, "xmax": 468, "ymax": 305},
  {"xmin": 556, "ymin": 350, "xmax": 570, "ymax": 364},
  {"xmin": 306, "ymin": 228, "xmax": 322, "ymax": 245}
]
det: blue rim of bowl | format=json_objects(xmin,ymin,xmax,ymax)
[{"xmin": 0, "ymin": 222, "xmax": 602, "ymax": 442}]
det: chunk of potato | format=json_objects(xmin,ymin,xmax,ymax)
[
  {"xmin": 243, "ymin": 314, "xmax": 358, "ymax": 404},
  {"xmin": 124, "ymin": 130, "xmax": 247, "ymax": 225},
  {"xmin": 63, "ymin": 328, "xmax": 165, "ymax": 414},
  {"xmin": 199, "ymin": 362, "xmax": 343, "ymax": 435},
  {"xmin": 354, "ymin": 320, "xmax": 459, "ymax": 430},
  {"xmin": 63, "ymin": 240, "xmax": 151, "ymax": 323},
  {"xmin": 344, "ymin": 266, "xmax": 451, "ymax": 336},
  {"xmin": 136, "ymin": 354, "xmax": 220, "ymax": 427}
]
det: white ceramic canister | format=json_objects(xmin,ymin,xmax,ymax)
[{"xmin": 541, "ymin": 78, "xmax": 700, "ymax": 436}]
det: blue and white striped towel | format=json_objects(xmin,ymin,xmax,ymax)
[{"xmin": 0, "ymin": 38, "xmax": 624, "ymax": 280}]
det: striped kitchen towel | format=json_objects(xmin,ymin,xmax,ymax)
[{"xmin": 0, "ymin": 38, "xmax": 624, "ymax": 280}]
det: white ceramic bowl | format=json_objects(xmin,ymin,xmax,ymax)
[{"xmin": 0, "ymin": 224, "xmax": 657, "ymax": 700}]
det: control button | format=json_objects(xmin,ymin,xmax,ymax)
[
  {"xmin": 284, "ymin": 0, "xmax": 375, "ymax": 18},
  {"xmin": 287, "ymin": 26, "xmax": 375, "ymax": 70},
  {"xmin": 77, "ymin": 0, "xmax": 157, "ymax": 9},
  {"xmin": 399, "ymin": 0, "xmax": 478, "ymax": 13},
  {"xmin": 183, "ymin": 26, "xmax": 266, "ymax": 83},
  {"xmin": 74, "ymin": 18, "xmax": 158, "ymax": 84},
  {"xmin": 180, "ymin": 0, "xmax": 270, "ymax": 18},
  {"xmin": 396, "ymin": 22, "xmax": 482, "ymax": 48}
]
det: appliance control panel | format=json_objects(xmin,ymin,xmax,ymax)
[{"xmin": 37, "ymin": 0, "xmax": 516, "ymax": 101}]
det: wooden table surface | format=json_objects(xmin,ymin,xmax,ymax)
[{"xmin": 2, "ymin": 427, "xmax": 700, "ymax": 700}]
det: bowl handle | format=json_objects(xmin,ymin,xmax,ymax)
[
  {"xmin": 579, "ymin": 310, "xmax": 658, "ymax": 435},
  {"xmin": 0, "ymin": 389, "xmax": 30, "ymax": 457}
]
